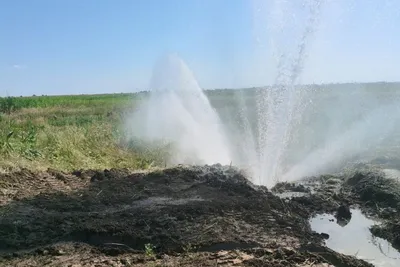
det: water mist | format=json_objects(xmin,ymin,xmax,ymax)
[
  {"xmin": 228, "ymin": 0, "xmax": 400, "ymax": 186},
  {"xmin": 231, "ymin": 0, "xmax": 325, "ymax": 187},
  {"xmin": 126, "ymin": 0, "xmax": 400, "ymax": 188},
  {"xmin": 126, "ymin": 54, "xmax": 231, "ymax": 166}
]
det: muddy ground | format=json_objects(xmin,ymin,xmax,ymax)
[{"xmin": 0, "ymin": 163, "xmax": 399, "ymax": 267}]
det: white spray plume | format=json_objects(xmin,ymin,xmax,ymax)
[
  {"xmin": 124, "ymin": 0, "xmax": 400, "ymax": 189},
  {"xmin": 283, "ymin": 102, "xmax": 400, "ymax": 181},
  {"xmin": 126, "ymin": 53, "xmax": 231, "ymax": 166}
]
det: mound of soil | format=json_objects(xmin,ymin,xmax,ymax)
[
  {"xmin": 345, "ymin": 170, "xmax": 400, "ymax": 210},
  {"xmin": 0, "ymin": 165, "xmax": 377, "ymax": 266},
  {"xmin": 344, "ymin": 170, "xmax": 400, "ymax": 250}
]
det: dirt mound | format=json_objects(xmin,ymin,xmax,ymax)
[
  {"xmin": 346, "ymin": 171, "xmax": 400, "ymax": 210},
  {"xmin": 0, "ymin": 165, "xmax": 374, "ymax": 266},
  {"xmin": 345, "ymin": 170, "xmax": 400, "ymax": 250},
  {"xmin": 0, "ymin": 168, "xmax": 87, "ymax": 205}
]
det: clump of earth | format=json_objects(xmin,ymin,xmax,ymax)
[{"xmin": 0, "ymin": 161, "xmax": 399, "ymax": 266}]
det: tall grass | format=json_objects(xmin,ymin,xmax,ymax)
[
  {"xmin": 0, "ymin": 93, "xmax": 161, "ymax": 172},
  {"xmin": 0, "ymin": 93, "xmax": 150, "ymax": 111}
]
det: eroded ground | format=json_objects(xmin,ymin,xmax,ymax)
[{"xmin": 0, "ymin": 163, "xmax": 399, "ymax": 266}]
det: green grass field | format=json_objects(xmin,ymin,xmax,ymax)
[
  {"xmin": 0, "ymin": 93, "xmax": 161, "ymax": 172},
  {"xmin": 1, "ymin": 82, "xmax": 398, "ymax": 173},
  {"xmin": 0, "ymin": 89, "xmax": 242, "ymax": 172}
]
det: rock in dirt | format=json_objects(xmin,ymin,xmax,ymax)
[{"xmin": 336, "ymin": 205, "xmax": 352, "ymax": 222}]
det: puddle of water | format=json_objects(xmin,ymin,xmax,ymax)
[{"xmin": 310, "ymin": 209, "xmax": 400, "ymax": 267}]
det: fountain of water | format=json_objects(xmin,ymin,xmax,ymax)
[
  {"xmin": 126, "ymin": 0, "xmax": 400, "ymax": 188},
  {"xmin": 238, "ymin": 0, "xmax": 400, "ymax": 186},
  {"xmin": 229, "ymin": 0, "xmax": 325, "ymax": 187},
  {"xmin": 126, "ymin": 53, "xmax": 232, "ymax": 166}
]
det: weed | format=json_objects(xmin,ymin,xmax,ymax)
[
  {"xmin": 183, "ymin": 243, "xmax": 197, "ymax": 253},
  {"xmin": 144, "ymin": 243, "xmax": 156, "ymax": 259},
  {"xmin": 19, "ymin": 123, "xmax": 41, "ymax": 160},
  {"xmin": 0, "ymin": 131, "xmax": 14, "ymax": 155}
]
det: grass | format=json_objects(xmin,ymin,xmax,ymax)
[
  {"xmin": 1, "ymin": 81, "xmax": 398, "ymax": 173},
  {"xmin": 0, "ymin": 93, "xmax": 162, "ymax": 173},
  {"xmin": 0, "ymin": 93, "xmax": 147, "ymax": 110},
  {"xmin": 0, "ymin": 89, "xmax": 241, "ymax": 173}
]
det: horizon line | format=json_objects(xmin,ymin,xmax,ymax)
[{"xmin": 3, "ymin": 81, "xmax": 400, "ymax": 98}]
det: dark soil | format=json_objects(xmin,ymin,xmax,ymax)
[
  {"xmin": 0, "ymin": 164, "xmax": 397, "ymax": 266},
  {"xmin": 271, "ymin": 181, "xmax": 310, "ymax": 193},
  {"xmin": 343, "ymin": 170, "xmax": 400, "ymax": 251}
]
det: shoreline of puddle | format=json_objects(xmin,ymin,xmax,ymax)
[
  {"xmin": 272, "ymin": 167, "xmax": 400, "ymax": 267},
  {"xmin": 310, "ymin": 209, "xmax": 400, "ymax": 267}
]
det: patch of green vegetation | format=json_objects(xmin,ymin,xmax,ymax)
[
  {"xmin": 0, "ymin": 92, "xmax": 161, "ymax": 172},
  {"xmin": 0, "ymin": 97, "xmax": 19, "ymax": 114},
  {"xmin": 47, "ymin": 114, "xmax": 104, "ymax": 127},
  {"xmin": 144, "ymin": 243, "xmax": 156, "ymax": 259},
  {"xmin": 0, "ymin": 92, "xmax": 148, "ymax": 110},
  {"xmin": 1, "ymin": 83, "xmax": 398, "ymax": 172}
]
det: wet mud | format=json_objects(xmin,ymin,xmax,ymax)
[
  {"xmin": 343, "ymin": 170, "xmax": 400, "ymax": 251},
  {"xmin": 0, "ymin": 163, "xmax": 399, "ymax": 266}
]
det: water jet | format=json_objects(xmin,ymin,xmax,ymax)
[{"xmin": 126, "ymin": 53, "xmax": 232, "ymax": 166}]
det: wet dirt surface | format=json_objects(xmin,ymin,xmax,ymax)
[
  {"xmin": 0, "ymin": 164, "xmax": 398, "ymax": 266},
  {"xmin": 343, "ymin": 169, "xmax": 400, "ymax": 251}
]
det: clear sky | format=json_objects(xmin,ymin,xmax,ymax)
[{"xmin": 1, "ymin": 0, "xmax": 399, "ymax": 96}]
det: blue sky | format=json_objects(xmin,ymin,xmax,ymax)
[{"xmin": 1, "ymin": 0, "xmax": 399, "ymax": 96}]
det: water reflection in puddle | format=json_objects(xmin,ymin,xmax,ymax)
[{"xmin": 310, "ymin": 209, "xmax": 400, "ymax": 267}]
